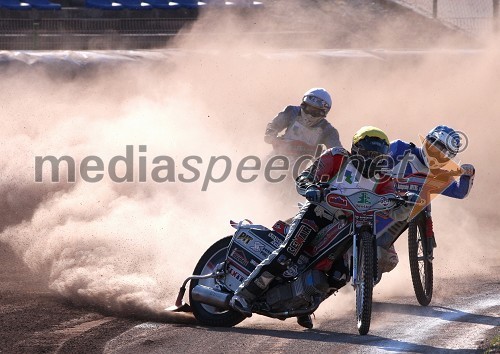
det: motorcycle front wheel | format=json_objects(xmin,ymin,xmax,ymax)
[
  {"xmin": 189, "ymin": 236, "xmax": 246, "ymax": 327},
  {"xmin": 356, "ymin": 231, "xmax": 375, "ymax": 335},
  {"xmin": 408, "ymin": 216, "xmax": 433, "ymax": 306}
]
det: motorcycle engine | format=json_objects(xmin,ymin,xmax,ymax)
[{"xmin": 265, "ymin": 270, "xmax": 330, "ymax": 312}]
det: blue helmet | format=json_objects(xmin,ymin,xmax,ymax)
[{"xmin": 422, "ymin": 125, "xmax": 461, "ymax": 167}]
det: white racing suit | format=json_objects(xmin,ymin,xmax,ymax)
[{"xmin": 264, "ymin": 105, "xmax": 342, "ymax": 157}]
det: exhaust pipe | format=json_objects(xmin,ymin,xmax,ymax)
[{"xmin": 191, "ymin": 285, "xmax": 232, "ymax": 309}]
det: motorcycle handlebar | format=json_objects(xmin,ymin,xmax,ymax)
[
  {"xmin": 388, "ymin": 197, "xmax": 409, "ymax": 205},
  {"xmin": 314, "ymin": 185, "xmax": 423, "ymax": 207},
  {"xmin": 388, "ymin": 196, "xmax": 422, "ymax": 206}
]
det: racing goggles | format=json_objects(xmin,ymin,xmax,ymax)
[
  {"xmin": 301, "ymin": 103, "xmax": 327, "ymax": 118},
  {"xmin": 427, "ymin": 137, "xmax": 457, "ymax": 159}
]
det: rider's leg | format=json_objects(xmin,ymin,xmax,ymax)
[
  {"xmin": 230, "ymin": 202, "xmax": 335, "ymax": 316},
  {"xmin": 329, "ymin": 254, "xmax": 350, "ymax": 289},
  {"xmin": 376, "ymin": 218, "xmax": 409, "ymax": 275}
]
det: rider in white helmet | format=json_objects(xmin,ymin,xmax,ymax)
[{"xmin": 264, "ymin": 88, "xmax": 342, "ymax": 157}]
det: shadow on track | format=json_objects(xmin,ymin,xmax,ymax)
[
  {"xmin": 203, "ymin": 326, "xmax": 478, "ymax": 353},
  {"xmin": 373, "ymin": 301, "xmax": 500, "ymax": 327}
]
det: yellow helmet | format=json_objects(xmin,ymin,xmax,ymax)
[
  {"xmin": 351, "ymin": 126, "xmax": 390, "ymax": 178},
  {"xmin": 352, "ymin": 126, "xmax": 389, "ymax": 146}
]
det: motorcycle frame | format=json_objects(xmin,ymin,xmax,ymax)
[{"xmin": 173, "ymin": 189, "xmax": 407, "ymax": 318}]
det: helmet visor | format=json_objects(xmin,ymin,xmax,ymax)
[
  {"xmin": 354, "ymin": 136, "xmax": 389, "ymax": 158},
  {"xmin": 427, "ymin": 137, "xmax": 457, "ymax": 159}
]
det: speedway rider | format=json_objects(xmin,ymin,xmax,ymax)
[
  {"xmin": 376, "ymin": 125, "xmax": 475, "ymax": 276},
  {"xmin": 230, "ymin": 126, "xmax": 417, "ymax": 328},
  {"xmin": 264, "ymin": 88, "xmax": 342, "ymax": 159}
]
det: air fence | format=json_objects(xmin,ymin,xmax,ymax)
[
  {"xmin": 390, "ymin": 0, "xmax": 499, "ymax": 34},
  {"xmin": 0, "ymin": 1, "xmax": 499, "ymax": 50},
  {"xmin": 0, "ymin": 17, "xmax": 195, "ymax": 50}
]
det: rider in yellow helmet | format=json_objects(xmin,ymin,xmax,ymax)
[{"xmin": 230, "ymin": 126, "xmax": 416, "ymax": 329}]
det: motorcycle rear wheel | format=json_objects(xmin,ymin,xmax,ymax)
[
  {"xmin": 356, "ymin": 231, "xmax": 374, "ymax": 335},
  {"xmin": 408, "ymin": 216, "xmax": 433, "ymax": 306},
  {"xmin": 189, "ymin": 236, "xmax": 246, "ymax": 327}
]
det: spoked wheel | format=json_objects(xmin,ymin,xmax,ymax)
[
  {"xmin": 356, "ymin": 231, "xmax": 375, "ymax": 335},
  {"xmin": 189, "ymin": 236, "xmax": 246, "ymax": 327},
  {"xmin": 408, "ymin": 216, "xmax": 433, "ymax": 306}
]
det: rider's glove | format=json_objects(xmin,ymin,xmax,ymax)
[
  {"xmin": 404, "ymin": 192, "xmax": 419, "ymax": 204},
  {"xmin": 264, "ymin": 128, "xmax": 279, "ymax": 144},
  {"xmin": 391, "ymin": 192, "xmax": 419, "ymax": 221},
  {"xmin": 305, "ymin": 185, "xmax": 323, "ymax": 203},
  {"xmin": 460, "ymin": 163, "xmax": 475, "ymax": 177}
]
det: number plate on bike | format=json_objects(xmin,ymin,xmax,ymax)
[{"xmin": 225, "ymin": 226, "xmax": 285, "ymax": 291}]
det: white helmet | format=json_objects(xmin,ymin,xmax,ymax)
[
  {"xmin": 302, "ymin": 88, "xmax": 332, "ymax": 113},
  {"xmin": 299, "ymin": 88, "xmax": 332, "ymax": 127}
]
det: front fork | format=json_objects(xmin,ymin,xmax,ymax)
[
  {"xmin": 351, "ymin": 233, "xmax": 358, "ymax": 287},
  {"xmin": 350, "ymin": 230, "xmax": 378, "ymax": 287},
  {"xmin": 424, "ymin": 206, "xmax": 436, "ymax": 261}
]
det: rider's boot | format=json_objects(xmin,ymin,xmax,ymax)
[
  {"xmin": 297, "ymin": 314, "xmax": 313, "ymax": 329},
  {"xmin": 377, "ymin": 244, "xmax": 399, "ymax": 274},
  {"xmin": 229, "ymin": 288, "xmax": 255, "ymax": 318}
]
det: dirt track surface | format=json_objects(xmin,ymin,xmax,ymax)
[{"xmin": 1, "ymin": 243, "xmax": 498, "ymax": 354}]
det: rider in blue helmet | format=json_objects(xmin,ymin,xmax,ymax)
[{"xmin": 376, "ymin": 125, "xmax": 475, "ymax": 276}]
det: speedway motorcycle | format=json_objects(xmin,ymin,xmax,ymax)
[
  {"xmin": 270, "ymin": 137, "xmax": 324, "ymax": 158},
  {"xmin": 169, "ymin": 186, "xmax": 413, "ymax": 335}
]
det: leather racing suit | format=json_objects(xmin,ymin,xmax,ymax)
[
  {"xmin": 235, "ymin": 147, "xmax": 413, "ymax": 300},
  {"xmin": 375, "ymin": 140, "xmax": 475, "ymax": 273},
  {"xmin": 264, "ymin": 105, "xmax": 342, "ymax": 157}
]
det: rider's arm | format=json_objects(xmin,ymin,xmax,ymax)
[
  {"xmin": 374, "ymin": 174, "xmax": 397, "ymax": 195},
  {"xmin": 314, "ymin": 148, "xmax": 349, "ymax": 182},
  {"xmin": 264, "ymin": 106, "xmax": 297, "ymax": 143},
  {"xmin": 296, "ymin": 159, "xmax": 319, "ymax": 196},
  {"xmin": 296, "ymin": 148, "xmax": 348, "ymax": 196},
  {"xmin": 442, "ymin": 175, "xmax": 474, "ymax": 199},
  {"xmin": 319, "ymin": 123, "xmax": 342, "ymax": 149}
]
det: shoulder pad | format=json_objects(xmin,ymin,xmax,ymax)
[
  {"xmin": 283, "ymin": 105, "xmax": 300, "ymax": 115},
  {"xmin": 390, "ymin": 139, "xmax": 412, "ymax": 151},
  {"xmin": 327, "ymin": 147, "xmax": 349, "ymax": 157}
]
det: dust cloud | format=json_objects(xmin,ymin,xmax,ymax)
[{"xmin": 0, "ymin": 0, "xmax": 498, "ymax": 319}]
